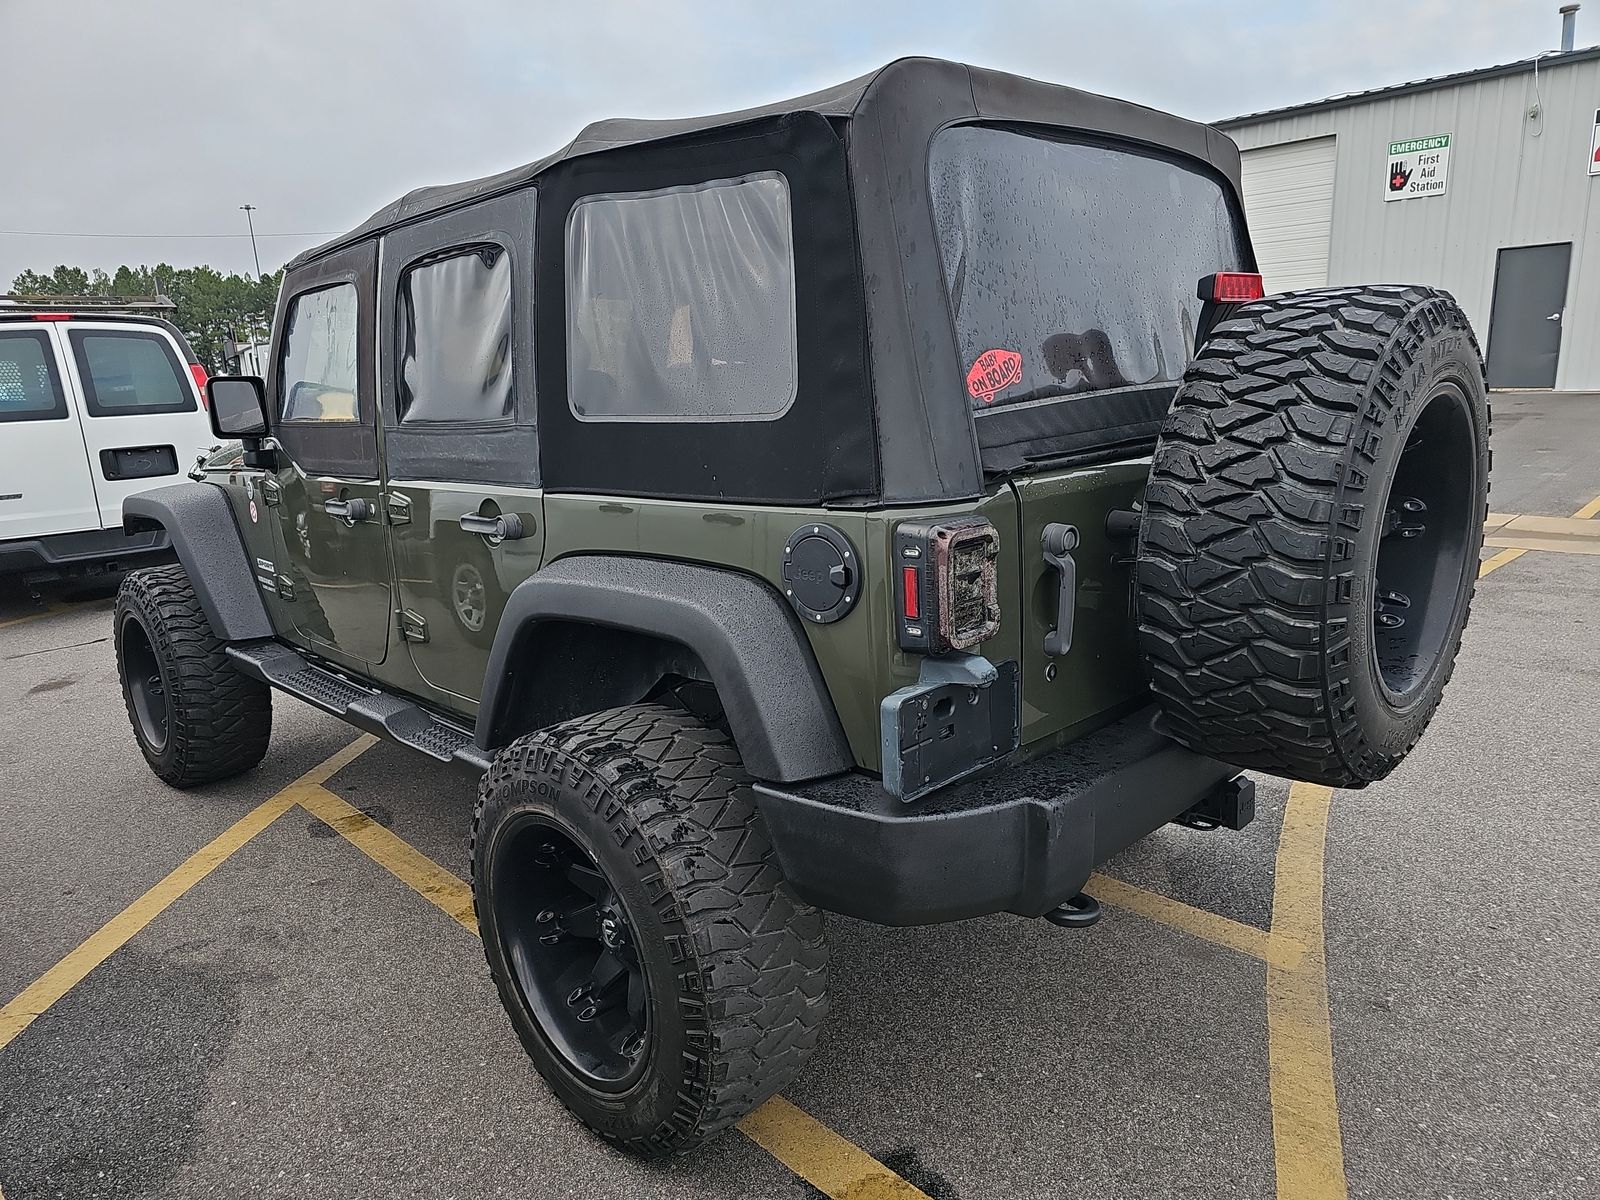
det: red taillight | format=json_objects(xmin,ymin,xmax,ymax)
[
  {"xmin": 30, "ymin": 313, "xmax": 72, "ymax": 321},
  {"xmin": 189, "ymin": 363, "xmax": 209, "ymax": 407},
  {"xmin": 894, "ymin": 517, "xmax": 1000, "ymax": 654},
  {"xmin": 1200, "ymin": 272, "xmax": 1266, "ymax": 303}
]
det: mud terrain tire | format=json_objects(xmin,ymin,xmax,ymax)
[
  {"xmin": 1136, "ymin": 286, "xmax": 1489, "ymax": 787},
  {"xmin": 114, "ymin": 564, "xmax": 273, "ymax": 787},
  {"xmin": 471, "ymin": 704, "xmax": 829, "ymax": 1156}
]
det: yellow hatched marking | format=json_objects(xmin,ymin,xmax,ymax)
[
  {"xmin": 0, "ymin": 736, "xmax": 375, "ymax": 1052},
  {"xmin": 1266, "ymin": 782, "xmax": 1346, "ymax": 1200},
  {"xmin": 1572, "ymin": 493, "xmax": 1600, "ymax": 520}
]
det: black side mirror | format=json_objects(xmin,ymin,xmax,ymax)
[{"xmin": 206, "ymin": 376, "xmax": 270, "ymax": 439}]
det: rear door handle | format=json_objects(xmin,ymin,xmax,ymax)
[{"xmin": 459, "ymin": 513, "xmax": 527, "ymax": 543}]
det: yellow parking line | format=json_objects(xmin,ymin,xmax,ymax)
[
  {"xmin": 1088, "ymin": 872, "xmax": 1304, "ymax": 970},
  {"xmin": 1265, "ymin": 782, "xmax": 1346, "ymax": 1200},
  {"xmin": 737, "ymin": 1096, "xmax": 934, "ymax": 1199},
  {"xmin": 0, "ymin": 736, "xmax": 375, "ymax": 1053},
  {"xmin": 1478, "ymin": 547, "xmax": 1527, "ymax": 577},
  {"xmin": 297, "ymin": 784, "xmax": 478, "ymax": 934},
  {"xmin": 1573, "ymin": 493, "xmax": 1600, "ymax": 520}
]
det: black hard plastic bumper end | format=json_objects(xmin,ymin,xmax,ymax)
[{"xmin": 753, "ymin": 706, "xmax": 1241, "ymax": 926}]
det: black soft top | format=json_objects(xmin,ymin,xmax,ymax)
[
  {"xmin": 286, "ymin": 58, "xmax": 1247, "ymax": 504},
  {"xmin": 291, "ymin": 58, "xmax": 1240, "ymax": 271}
]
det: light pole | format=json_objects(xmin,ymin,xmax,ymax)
[{"xmin": 239, "ymin": 204, "xmax": 262, "ymax": 278}]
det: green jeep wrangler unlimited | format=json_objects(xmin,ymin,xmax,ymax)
[{"xmin": 115, "ymin": 59, "xmax": 1490, "ymax": 1156}]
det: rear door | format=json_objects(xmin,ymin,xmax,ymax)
[
  {"xmin": 58, "ymin": 321, "xmax": 215, "ymax": 527},
  {"xmin": 377, "ymin": 192, "xmax": 542, "ymax": 704},
  {"xmin": 926, "ymin": 125, "xmax": 1252, "ymax": 745},
  {"xmin": 0, "ymin": 323, "xmax": 99, "ymax": 540}
]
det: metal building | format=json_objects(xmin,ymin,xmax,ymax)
[{"xmin": 1219, "ymin": 38, "xmax": 1600, "ymax": 391}]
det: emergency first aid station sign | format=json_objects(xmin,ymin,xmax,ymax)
[{"xmin": 1386, "ymin": 134, "xmax": 1451, "ymax": 200}]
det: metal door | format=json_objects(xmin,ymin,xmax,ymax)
[
  {"xmin": 376, "ymin": 191, "xmax": 542, "ymax": 704},
  {"xmin": 267, "ymin": 241, "xmax": 393, "ymax": 668},
  {"xmin": 1487, "ymin": 243, "xmax": 1571, "ymax": 389},
  {"xmin": 57, "ymin": 321, "xmax": 216, "ymax": 528},
  {"xmin": 0, "ymin": 324, "xmax": 99, "ymax": 541}
]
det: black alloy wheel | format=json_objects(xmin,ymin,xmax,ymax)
[
  {"xmin": 1370, "ymin": 382, "xmax": 1478, "ymax": 707},
  {"xmin": 120, "ymin": 611, "xmax": 171, "ymax": 753},
  {"xmin": 493, "ymin": 816, "xmax": 650, "ymax": 1089}
]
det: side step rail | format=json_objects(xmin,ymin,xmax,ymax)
[{"xmin": 226, "ymin": 640, "xmax": 492, "ymax": 775}]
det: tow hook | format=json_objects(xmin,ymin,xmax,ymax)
[{"xmin": 1043, "ymin": 892, "xmax": 1102, "ymax": 929}]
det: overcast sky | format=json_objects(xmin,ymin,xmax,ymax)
[{"xmin": 0, "ymin": 0, "xmax": 1576, "ymax": 288}]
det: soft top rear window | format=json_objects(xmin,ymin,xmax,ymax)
[{"xmin": 929, "ymin": 125, "xmax": 1248, "ymax": 467}]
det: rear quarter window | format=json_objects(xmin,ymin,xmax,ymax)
[
  {"xmin": 565, "ymin": 172, "xmax": 798, "ymax": 423},
  {"xmin": 0, "ymin": 329, "xmax": 67, "ymax": 422},
  {"xmin": 929, "ymin": 126, "xmax": 1248, "ymax": 411},
  {"xmin": 67, "ymin": 328, "xmax": 196, "ymax": 417}
]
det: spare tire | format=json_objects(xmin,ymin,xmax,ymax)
[{"xmin": 1135, "ymin": 285, "xmax": 1489, "ymax": 788}]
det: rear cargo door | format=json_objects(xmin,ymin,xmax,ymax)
[
  {"xmin": 57, "ymin": 321, "xmax": 217, "ymax": 527},
  {"xmin": 926, "ymin": 125, "xmax": 1253, "ymax": 748},
  {"xmin": 0, "ymin": 323, "xmax": 100, "ymax": 541},
  {"xmin": 1010, "ymin": 464, "xmax": 1149, "ymax": 745}
]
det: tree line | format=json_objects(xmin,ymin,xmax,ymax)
[{"xmin": 8, "ymin": 263, "xmax": 283, "ymax": 372}]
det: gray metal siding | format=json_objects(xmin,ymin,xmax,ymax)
[{"xmin": 1226, "ymin": 55, "xmax": 1600, "ymax": 389}]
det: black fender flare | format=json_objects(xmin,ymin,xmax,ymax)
[
  {"xmin": 476, "ymin": 555, "xmax": 853, "ymax": 784},
  {"xmin": 123, "ymin": 482, "xmax": 274, "ymax": 642}
]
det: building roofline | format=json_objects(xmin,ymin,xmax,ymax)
[{"xmin": 1216, "ymin": 44, "xmax": 1600, "ymax": 128}]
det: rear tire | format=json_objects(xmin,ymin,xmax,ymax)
[
  {"xmin": 471, "ymin": 704, "xmax": 829, "ymax": 1156},
  {"xmin": 115, "ymin": 564, "xmax": 272, "ymax": 788},
  {"xmin": 1136, "ymin": 286, "xmax": 1489, "ymax": 787}
]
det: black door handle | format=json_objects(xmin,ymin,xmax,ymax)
[
  {"xmin": 1041, "ymin": 522, "xmax": 1079, "ymax": 657},
  {"xmin": 323, "ymin": 497, "xmax": 373, "ymax": 524},
  {"xmin": 459, "ymin": 513, "xmax": 526, "ymax": 542}
]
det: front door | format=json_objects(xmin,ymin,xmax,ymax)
[
  {"xmin": 1487, "ymin": 243, "xmax": 1571, "ymax": 389},
  {"xmin": 377, "ymin": 194, "xmax": 542, "ymax": 704},
  {"xmin": 266, "ymin": 242, "xmax": 392, "ymax": 668}
]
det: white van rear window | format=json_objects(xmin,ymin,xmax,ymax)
[
  {"xmin": 68, "ymin": 329, "xmax": 196, "ymax": 417},
  {"xmin": 0, "ymin": 329, "xmax": 67, "ymax": 423}
]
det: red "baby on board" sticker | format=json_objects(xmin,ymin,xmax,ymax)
[{"xmin": 966, "ymin": 348, "xmax": 1022, "ymax": 405}]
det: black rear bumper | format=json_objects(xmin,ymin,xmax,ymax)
[
  {"xmin": 0, "ymin": 527, "xmax": 172, "ymax": 582},
  {"xmin": 753, "ymin": 706, "xmax": 1243, "ymax": 926}
]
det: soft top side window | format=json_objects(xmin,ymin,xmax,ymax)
[
  {"xmin": 279, "ymin": 282, "xmax": 360, "ymax": 422},
  {"xmin": 397, "ymin": 245, "xmax": 513, "ymax": 424},
  {"xmin": 565, "ymin": 171, "xmax": 798, "ymax": 424}
]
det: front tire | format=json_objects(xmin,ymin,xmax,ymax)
[
  {"xmin": 114, "ymin": 564, "xmax": 272, "ymax": 788},
  {"xmin": 471, "ymin": 704, "xmax": 829, "ymax": 1156}
]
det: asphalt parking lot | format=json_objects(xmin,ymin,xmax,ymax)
[{"xmin": 2, "ymin": 391, "xmax": 1598, "ymax": 1200}]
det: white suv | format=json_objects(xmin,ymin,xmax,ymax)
[{"xmin": 0, "ymin": 307, "xmax": 220, "ymax": 584}]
